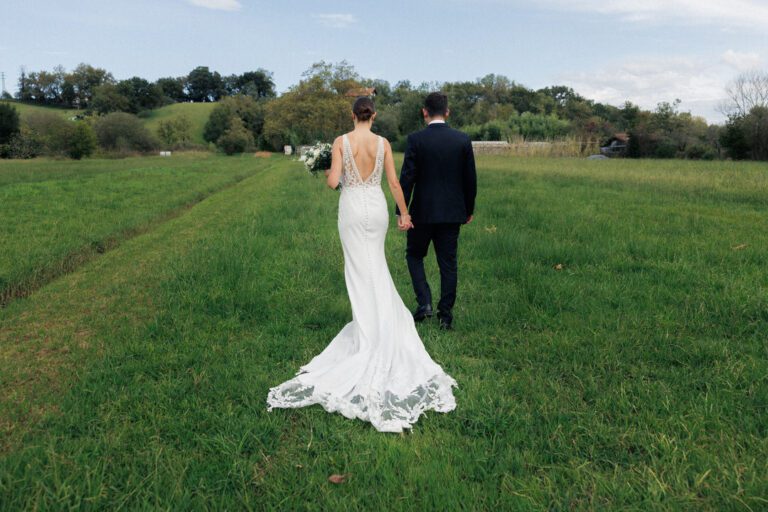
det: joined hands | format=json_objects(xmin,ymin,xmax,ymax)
[{"xmin": 397, "ymin": 214, "xmax": 414, "ymax": 231}]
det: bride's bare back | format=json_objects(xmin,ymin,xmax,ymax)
[{"xmin": 344, "ymin": 131, "xmax": 382, "ymax": 182}]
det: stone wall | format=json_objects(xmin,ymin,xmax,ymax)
[{"xmin": 471, "ymin": 141, "xmax": 512, "ymax": 155}]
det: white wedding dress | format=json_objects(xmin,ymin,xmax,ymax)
[{"xmin": 267, "ymin": 134, "xmax": 457, "ymax": 433}]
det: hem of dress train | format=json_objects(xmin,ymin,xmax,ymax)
[{"xmin": 266, "ymin": 372, "xmax": 458, "ymax": 433}]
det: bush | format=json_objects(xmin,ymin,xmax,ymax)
[
  {"xmin": 217, "ymin": 116, "xmax": 254, "ymax": 155},
  {"xmin": 68, "ymin": 123, "xmax": 97, "ymax": 159},
  {"xmin": 94, "ymin": 112, "xmax": 158, "ymax": 153},
  {"xmin": 157, "ymin": 115, "xmax": 192, "ymax": 148},
  {"xmin": 685, "ymin": 143, "xmax": 716, "ymax": 160},
  {"xmin": 0, "ymin": 103, "xmax": 21, "ymax": 144},
  {"xmin": 461, "ymin": 120, "xmax": 512, "ymax": 141},
  {"xmin": 653, "ymin": 137, "xmax": 677, "ymax": 159},
  {"xmin": 371, "ymin": 105, "xmax": 400, "ymax": 142},
  {"xmin": 204, "ymin": 95, "xmax": 265, "ymax": 147},
  {"xmin": 509, "ymin": 112, "xmax": 571, "ymax": 140},
  {"xmin": 25, "ymin": 112, "xmax": 74, "ymax": 156},
  {"xmin": 0, "ymin": 128, "xmax": 42, "ymax": 159}
]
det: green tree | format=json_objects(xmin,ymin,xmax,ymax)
[
  {"xmin": 117, "ymin": 77, "xmax": 164, "ymax": 113},
  {"xmin": 24, "ymin": 68, "xmax": 65, "ymax": 105},
  {"xmin": 204, "ymin": 95, "xmax": 265, "ymax": 146},
  {"xmin": 263, "ymin": 74, "xmax": 350, "ymax": 150},
  {"xmin": 186, "ymin": 66, "xmax": 224, "ymax": 102},
  {"xmin": 217, "ymin": 116, "xmax": 254, "ymax": 155},
  {"xmin": 721, "ymin": 106, "xmax": 768, "ymax": 160},
  {"xmin": 67, "ymin": 122, "xmax": 97, "ymax": 159},
  {"xmin": 69, "ymin": 63, "xmax": 114, "ymax": 108},
  {"xmin": 94, "ymin": 112, "xmax": 157, "ymax": 152},
  {"xmin": 24, "ymin": 111, "xmax": 74, "ymax": 155},
  {"xmin": 0, "ymin": 103, "xmax": 21, "ymax": 144},
  {"xmin": 158, "ymin": 115, "xmax": 192, "ymax": 147},
  {"xmin": 371, "ymin": 105, "xmax": 400, "ymax": 142},
  {"xmin": 91, "ymin": 84, "xmax": 130, "ymax": 114},
  {"xmin": 156, "ymin": 77, "xmax": 187, "ymax": 103},
  {"xmin": 223, "ymin": 69, "xmax": 276, "ymax": 99},
  {"xmin": 301, "ymin": 61, "xmax": 362, "ymax": 95},
  {"xmin": 0, "ymin": 127, "xmax": 41, "ymax": 159}
]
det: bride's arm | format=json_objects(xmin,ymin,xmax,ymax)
[
  {"xmin": 326, "ymin": 137, "xmax": 343, "ymax": 189},
  {"xmin": 383, "ymin": 139, "xmax": 413, "ymax": 229}
]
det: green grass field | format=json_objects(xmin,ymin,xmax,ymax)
[
  {"xmin": 0, "ymin": 155, "xmax": 766, "ymax": 510},
  {"xmin": 139, "ymin": 102, "xmax": 217, "ymax": 146},
  {"xmin": 0, "ymin": 153, "xmax": 265, "ymax": 305},
  {"xmin": 0, "ymin": 100, "xmax": 81, "ymax": 121}
]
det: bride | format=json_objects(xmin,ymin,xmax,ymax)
[{"xmin": 266, "ymin": 97, "xmax": 457, "ymax": 433}]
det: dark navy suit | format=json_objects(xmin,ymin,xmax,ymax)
[{"xmin": 395, "ymin": 122, "xmax": 477, "ymax": 321}]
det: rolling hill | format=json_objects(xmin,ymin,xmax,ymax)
[{"xmin": 1, "ymin": 100, "xmax": 215, "ymax": 146}]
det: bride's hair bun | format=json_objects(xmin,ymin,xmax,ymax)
[{"xmin": 353, "ymin": 97, "xmax": 376, "ymax": 121}]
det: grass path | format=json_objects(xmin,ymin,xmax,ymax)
[
  {"xmin": 1, "ymin": 156, "xmax": 766, "ymax": 510},
  {"xmin": 0, "ymin": 154, "xmax": 268, "ymax": 305}
]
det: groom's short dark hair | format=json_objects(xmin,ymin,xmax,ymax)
[{"xmin": 424, "ymin": 92, "xmax": 448, "ymax": 117}]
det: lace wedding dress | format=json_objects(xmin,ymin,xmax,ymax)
[{"xmin": 267, "ymin": 134, "xmax": 457, "ymax": 433}]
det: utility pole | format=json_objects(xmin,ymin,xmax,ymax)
[{"xmin": 0, "ymin": 72, "xmax": 6, "ymax": 95}]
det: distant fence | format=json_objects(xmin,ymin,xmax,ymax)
[
  {"xmin": 473, "ymin": 139, "xmax": 602, "ymax": 158},
  {"xmin": 292, "ymin": 140, "xmax": 602, "ymax": 159}
]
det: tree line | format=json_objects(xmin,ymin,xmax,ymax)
[
  {"xmin": 15, "ymin": 64, "xmax": 275, "ymax": 112},
  {"xmin": 2, "ymin": 61, "xmax": 767, "ymax": 160}
]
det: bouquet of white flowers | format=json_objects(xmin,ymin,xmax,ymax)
[{"xmin": 299, "ymin": 142, "xmax": 333, "ymax": 176}]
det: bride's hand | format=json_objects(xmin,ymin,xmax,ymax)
[{"xmin": 397, "ymin": 214, "xmax": 414, "ymax": 231}]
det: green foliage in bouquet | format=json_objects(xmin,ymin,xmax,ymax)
[{"xmin": 299, "ymin": 142, "xmax": 332, "ymax": 175}]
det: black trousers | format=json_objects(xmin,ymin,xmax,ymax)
[{"xmin": 405, "ymin": 222, "xmax": 461, "ymax": 321}]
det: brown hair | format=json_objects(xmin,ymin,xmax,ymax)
[{"xmin": 352, "ymin": 97, "xmax": 375, "ymax": 122}]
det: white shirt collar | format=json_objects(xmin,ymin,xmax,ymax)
[{"xmin": 428, "ymin": 120, "xmax": 446, "ymax": 125}]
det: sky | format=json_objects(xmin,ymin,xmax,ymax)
[{"xmin": 1, "ymin": 0, "xmax": 766, "ymax": 123}]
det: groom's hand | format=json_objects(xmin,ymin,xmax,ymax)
[
  {"xmin": 397, "ymin": 215, "xmax": 414, "ymax": 231},
  {"xmin": 465, "ymin": 215, "xmax": 474, "ymax": 225}
]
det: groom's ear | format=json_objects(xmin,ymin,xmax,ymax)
[{"xmin": 445, "ymin": 108, "xmax": 451, "ymax": 119}]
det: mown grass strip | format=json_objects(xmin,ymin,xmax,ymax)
[{"xmin": 0, "ymin": 154, "xmax": 272, "ymax": 306}]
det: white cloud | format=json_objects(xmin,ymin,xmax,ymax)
[
  {"xmin": 558, "ymin": 55, "xmax": 734, "ymax": 123},
  {"xmin": 187, "ymin": 0, "xmax": 241, "ymax": 11},
  {"xmin": 313, "ymin": 13, "xmax": 357, "ymax": 28},
  {"xmin": 539, "ymin": 0, "xmax": 768, "ymax": 27},
  {"xmin": 721, "ymin": 50, "xmax": 763, "ymax": 71}
]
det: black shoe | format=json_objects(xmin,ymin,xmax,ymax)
[
  {"xmin": 438, "ymin": 312, "xmax": 453, "ymax": 330},
  {"xmin": 413, "ymin": 304, "xmax": 433, "ymax": 322}
]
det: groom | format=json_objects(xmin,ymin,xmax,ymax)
[{"xmin": 396, "ymin": 92, "xmax": 477, "ymax": 330}]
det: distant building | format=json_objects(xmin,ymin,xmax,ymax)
[
  {"xmin": 601, "ymin": 133, "xmax": 629, "ymax": 157},
  {"xmin": 344, "ymin": 87, "xmax": 377, "ymax": 98}
]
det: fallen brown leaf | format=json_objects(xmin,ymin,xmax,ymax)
[
  {"xmin": 732, "ymin": 243, "xmax": 748, "ymax": 251},
  {"xmin": 553, "ymin": 263, "xmax": 564, "ymax": 271},
  {"xmin": 328, "ymin": 473, "xmax": 349, "ymax": 484},
  {"xmin": 484, "ymin": 225, "xmax": 497, "ymax": 233}
]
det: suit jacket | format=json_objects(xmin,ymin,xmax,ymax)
[{"xmin": 396, "ymin": 123, "xmax": 477, "ymax": 224}]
